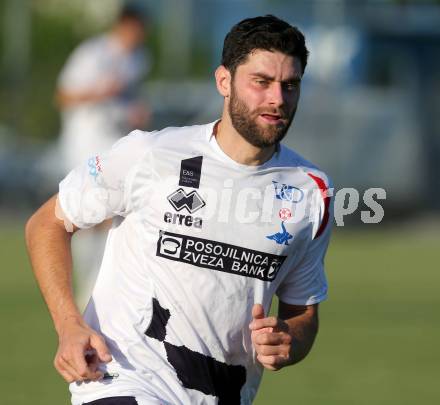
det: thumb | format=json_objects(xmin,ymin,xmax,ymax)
[
  {"xmin": 252, "ymin": 303, "xmax": 265, "ymax": 320},
  {"xmin": 90, "ymin": 334, "xmax": 112, "ymax": 363}
]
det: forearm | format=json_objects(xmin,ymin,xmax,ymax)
[
  {"xmin": 280, "ymin": 304, "xmax": 319, "ymax": 365},
  {"xmin": 56, "ymin": 88, "xmax": 104, "ymax": 109},
  {"xmin": 56, "ymin": 78, "xmax": 122, "ymax": 109},
  {"xmin": 25, "ymin": 197, "xmax": 83, "ymax": 334}
]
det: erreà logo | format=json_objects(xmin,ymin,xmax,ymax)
[
  {"xmin": 167, "ymin": 188, "xmax": 206, "ymax": 214},
  {"xmin": 179, "ymin": 156, "xmax": 203, "ymax": 189}
]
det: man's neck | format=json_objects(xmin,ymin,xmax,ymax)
[{"xmin": 214, "ymin": 115, "xmax": 276, "ymax": 166}]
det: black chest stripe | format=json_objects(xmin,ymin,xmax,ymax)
[
  {"xmin": 164, "ymin": 341, "xmax": 246, "ymax": 404},
  {"xmin": 144, "ymin": 297, "xmax": 246, "ymax": 403},
  {"xmin": 144, "ymin": 298, "xmax": 170, "ymax": 342}
]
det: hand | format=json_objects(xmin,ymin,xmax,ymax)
[
  {"xmin": 249, "ymin": 304, "xmax": 292, "ymax": 371},
  {"xmin": 54, "ymin": 317, "xmax": 112, "ymax": 383},
  {"xmin": 93, "ymin": 78, "xmax": 123, "ymax": 101}
]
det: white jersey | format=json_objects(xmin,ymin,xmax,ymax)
[
  {"xmin": 58, "ymin": 34, "xmax": 149, "ymax": 170},
  {"xmin": 58, "ymin": 121, "xmax": 333, "ymax": 405}
]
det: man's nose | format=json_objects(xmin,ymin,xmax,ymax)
[{"xmin": 268, "ymin": 82, "xmax": 284, "ymax": 107}]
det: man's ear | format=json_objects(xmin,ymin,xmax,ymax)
[{"xmin": 215, "ymin": 65, "xmax": 231, "ymax": 98}]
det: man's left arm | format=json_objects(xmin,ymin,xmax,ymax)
[
  {"xmin": 249, "ymin": 301, "xmax": 319, "ymax": 371},
  {"xmin": 251, "ymin": 172, "xmax": 332, "ymax": 370}
]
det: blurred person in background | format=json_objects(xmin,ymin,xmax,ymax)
[
  {"xmin": 56, "ymin": 2, "xmax": 152, "ymax": 309},
  {"xmin": 56, "ymin": 3, "xmax": 151, "ymax": 169}
]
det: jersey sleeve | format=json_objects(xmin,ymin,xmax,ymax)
[
  {"xmin": 58, "ymin": 130, "xmax": 150, "ymax": 229},
  {"xmin": 276, "ymin": 175, "xmax": 333, "ymax": 306}
]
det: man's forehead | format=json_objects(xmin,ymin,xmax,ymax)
[{"xmin": 237, "ymin": 49, "xmax": 302, "ymax": 79}]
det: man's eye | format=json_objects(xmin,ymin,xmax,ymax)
[
  {"xmin": 284, "ymin": 82, "xmax": 299, "ymax": 91},
  {"xmin": 256, "ymin": 80, "xmax": 268, "ymax": 86}
]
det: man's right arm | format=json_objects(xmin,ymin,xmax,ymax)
[
  {"xmin": 55, "ymin": 80, "xmax": 122, "ymax": 109},
  {"xmin": 25, "ymin": 194, "xmax": 112, "ymax": 383}
]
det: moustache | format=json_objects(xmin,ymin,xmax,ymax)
[{"xmin": 254, "ymin": 108, "xmax": 289, "ymax": 120}]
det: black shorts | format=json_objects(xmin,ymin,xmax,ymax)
[{"xmin": 83, "ymin": 397, "xmax": 138, "ymax": 405}]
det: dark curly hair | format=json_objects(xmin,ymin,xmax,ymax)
[{"xmin": 221, "ymin": 15, "xmax": 309, "ymax": 75}]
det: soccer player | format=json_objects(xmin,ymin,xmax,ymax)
[{"xmin": 26, "ymin": 15, "xmax": 333, "ymax": 405}]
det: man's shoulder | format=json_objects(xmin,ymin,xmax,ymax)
[
  {"xmin": 116, "ymin": 122, "xmax": 211, "ymax": 151},
  {"xmin": 72, "ymin": 34, "xmax": 108, "ymax": 56},
  {"xmin": 144, "ymin": 122, "xmax": 212, "ymax": 145},
  {"xmin": 277, "ymin": 143, "xmax": 332, "ymax": 188}
]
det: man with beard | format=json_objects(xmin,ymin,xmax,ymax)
[{"xmin": 26, "ymin": 15, "xmax": 333, "ymax": 405}]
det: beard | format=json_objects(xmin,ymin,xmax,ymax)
[{"xmin": 228, "ymin": 85, "xmax": 296, "ymax": 149}]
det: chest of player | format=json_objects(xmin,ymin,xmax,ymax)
[{"xmin": 131, "ymin": 151, "xmax": 314, "ymax": 284}]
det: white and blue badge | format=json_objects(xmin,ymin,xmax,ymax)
[{"xmin": 272, "ymin": 181, "xmax": 304, "ymax": 203}]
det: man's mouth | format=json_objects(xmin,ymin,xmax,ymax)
[{"xmin": 259, "ymin": 113, "xmax": 284, "ymax": 124}]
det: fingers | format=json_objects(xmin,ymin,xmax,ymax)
[
  {"xmin": 57, "ymin": 368, "xmax": 76, "ymax": 383},
  {"xmin": 252, "ymin": 303, "xmax": 265, "ymax": 320},
  {"xmin": 251, "ymin": 328, "xmax": 292, "ymax": 371},
  {"xmin": 253, "ymin": 331, "xmax": 291, "ymax": 346},
  {"xmin": 249, "ymin": 315, "xmax": 289, "ymax": 334},
  {"xmin": 256, "ymin": 354, "xmax": 289, "ymax": 371},
  {"xmin": 90, "ymin": 334, "xmax": 112, "ymax": 363},
  {"xmin": 84, "ymin": 351, "xmax": 104, "ymax": 379},
  {"xmin": 54, "ymin": 356, "xmax": 77, "ymax": 383},
  {"xmin": 59, "ymin": 348, "xmax": 103, "ymax": 382},
  {"xmin": 55, "ymin": 355, "xmax": 86, "ymax": 383},
  {"xmin": 252, "ymin": 332, "xmax": 291, "ymax": 357},
  {"xmin": 71, "ymin": 345, "xmax": 92, "ymax": 379},
  {"xmin": 249, "ymin": 315, "xmax": 278, "ymax": 331},
  {"xmin": 54, "ymin": 334, "xmax": 111, "ymax": 383},
  {"xmin": 254, "ymin": 343, "xmax": 290, "ymax": 357},
  {"xmin": 54, "ymin": 321, "xmax": 112, "ymax": 383},
  {"xmin": 85, "ymin": 350, "xmax": 99, "ymax": 372}
]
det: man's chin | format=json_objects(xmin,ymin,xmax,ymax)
[
  {"xmin": 262, "ymin": 127, "xmax": 287, "ymax": 142},
  {"xmin": 253, "ymin": 132, "xmax": 285, "ymax": 148}
]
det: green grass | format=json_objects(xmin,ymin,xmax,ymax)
[
  {"xmin": 255, "ymin": 229, "xmax": 440, "ymax": 405},
  {"xmin": 0, "ymin": 221, "xmax": 65, "ymax": 404},
  {"xmin": 2, "ymin": 221, "xmax": 439, "ymax": 404}
]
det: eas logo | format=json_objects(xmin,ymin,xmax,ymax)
[
  {"xmin": 272, "ymin": 181, "xmax": 304, "ymax": 203},
  {"xmin": 179, "ymin": 156, "xmax": 203, "ymax": 189}
]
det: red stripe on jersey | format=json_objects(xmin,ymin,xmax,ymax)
[{"xmin": 308, "ymin": 173, "xmax": 331, "ymax": 239}]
